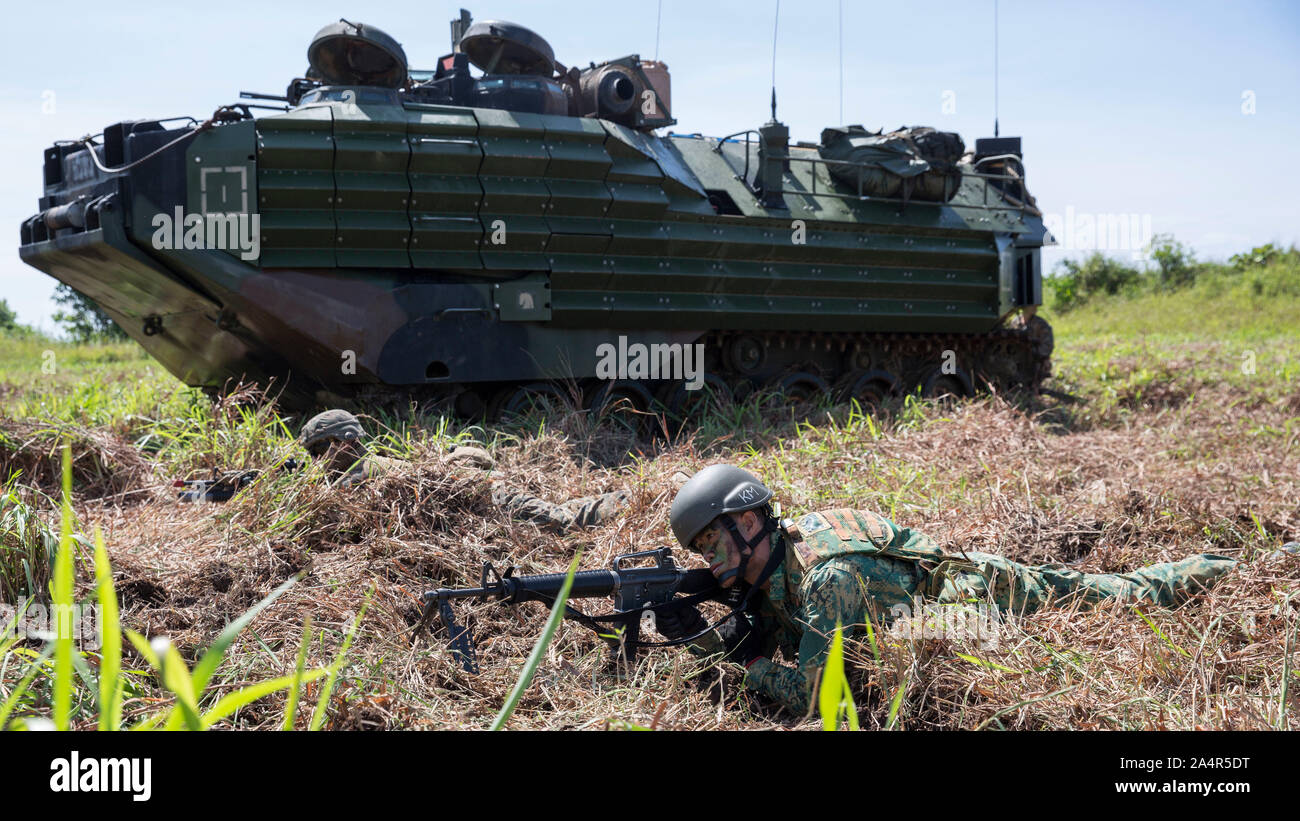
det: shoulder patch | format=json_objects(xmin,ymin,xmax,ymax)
[{"xmin": 797, "ymin": 512, "xmax": 831, "ymax": 536}]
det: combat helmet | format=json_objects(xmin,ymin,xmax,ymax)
[
  {"xmin": 671, "ymin": 464, "xmax": 773, "ymax": 547},
  {"xmin": 299, "ymin": 409, "xmax": 365, "ymax": 456},
  {"xmin": 671, "ymin": 464, "xmax": 780, "ymax": 588}
]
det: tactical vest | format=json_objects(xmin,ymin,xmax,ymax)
[{"xmin": 788, "ymin": 508, "xmax": 951, "ymax": 570}]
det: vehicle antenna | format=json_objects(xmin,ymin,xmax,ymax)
[
  {"xmin": 994, "ymin": 0, "xmax": 1000, "ymax": 137},
  {"xmin": 655, "ymin": 0, "xmax": 663, "ymax": 61},
  {"xmin": 838, "ymin": 0, "xmax": 844, "ymax": 125},
  {"xmin": 770, "ymin": 0, "xmax": 781, "ymax": 121}
]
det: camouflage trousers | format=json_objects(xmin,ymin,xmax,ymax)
[
  {"xmin": 922, "ymin": 551, "xmax": 1237, "ymax": 616},
  {"xmin": 740, "ymin": 549, "xmax": 1236, "ymax": 714},
  {"xmin": 491, "ymin": 488, "xmax": 629, "ymax": 533}
]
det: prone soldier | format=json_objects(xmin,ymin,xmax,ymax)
[
  {"xmin": 658, "ymin": 464, "xmax": 1238, "ymax": 714},
  {"xmin": 298, "ymin": 409, "xmax": 627, "ymax": 533}
]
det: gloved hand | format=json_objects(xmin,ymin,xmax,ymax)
[
  {"xmin": 655, "ymin": 604, "xmax": 708, "ymax": 641},
  {"xmin": 718, "ymin": 615, "xmax": 765, "ymax": 665}
]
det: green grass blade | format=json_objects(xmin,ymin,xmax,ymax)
[
  {"xmin": 205, "ymin": 669, "xmax": 327, "ymax": 729},
  {"xmin": 0, "ymin": 643, "xmax": 55, "ymax": 729},
  {"xmin": 69, "ymin": 644, "xmax": 97, "ymax": 696},
  {"xmin": 0, "ymin": 633, "xmax": 22, "ymax": 659},
  {"xmin": 190, "ymin": 572, "xmax": 300, "ymax": 694},
  {"xmin": 124, "ymin": 629, "xmax": 159, "ymax": 669},
  {"xmin": 1280, "ymin": 610, "xmax": 1295, "ymax": 730},
  {"xmin": 282, "ymin": 615, "xmax": 312, "ymax": 730},
  {"xmin": 861, "ymin": 615, "xmax": 880, "ymax": 665},
  {"xmin": 0, "ymin": 597, "xmax": 33, "ymax": 652},
  {"xmin": 1133, "ymin": 606, "xmax": 1191, "ymax": 657},
  {"xmin": 124, "ymin": 629, "xmax": 188, "ymax": 731},
  {"xmin": 819, "ymin": 622, "xmax": 847, "ymax": 730},
  {"xmin": 955, "ymin": 652, "xmax": 1024, "ymax": 674},
  {"xmin": 490, "ymin": 552, "xmax": 582, "ymax": 731},
  {"xmin": 93, "ymin": 527, "xmax": 122, "ymax": 730},
  {"xmin": 128, "ymin": 711, "xmax": 170, "ymax": 731},
  {"xmin": 22, "ymin": 560, "xmax": 36, "ymax": 608},
  {"xmin": 309, "ymin": 587, "xmax": 372, "ymax": 731},
  {"xmin": 885, "ymin": 674, "xmax": 908, "ymax": 730},
  {"xmin": 160, "ymin": 641, "xmax": 202, "ymax": 731},
  {"xmin": 852, "ymin": 576, "xmax": 882, "ymax": 664},
  {"xmin": 844, "ymin": 680, "xmax": 859, "ymax": 731},
  {"xmin": 52, "ymin": 445, "xmax": 74, "ymax": 731}
]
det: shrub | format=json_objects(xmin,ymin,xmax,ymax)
[
  {"xmin": 1147, "ymin": 234, "xmax": 1196, "ymax": 288},
  {"xmin": 1048, "ymin": 252, "xmax": 1141, "ymax": 312}
]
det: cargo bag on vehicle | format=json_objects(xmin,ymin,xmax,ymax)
[{"xmin": 820, "ymin": 125, "xmax": 964, "ymax": 202}]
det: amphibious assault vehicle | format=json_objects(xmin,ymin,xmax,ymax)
[{"xmin": 19, "ymin": 11, "xmax": 1053, "ymax": 418}]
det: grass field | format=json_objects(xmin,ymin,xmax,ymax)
[{"xmin": 1, "ymin": 252, "xmax": 1297, "ymax": 730}]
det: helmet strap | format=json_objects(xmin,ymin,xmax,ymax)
[
  {"xmin": 736, "ymin": 519, "xmax": 786, "ymax": 610},
  {"xmin": 718, "ymin": 507, "xmax": 779, "ymax": 591}
]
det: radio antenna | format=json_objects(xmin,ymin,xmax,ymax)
[
  {"xmin": 654, "ymin": 0, "xmax": 663, "ymax": 61},
  {"xmin": 838, "ymin": 0, "xmax": 844, "ymax": 124},
  {"xmin": 770, "ymin": 0, "xmax": 781, "ymax": 120},
  {"xmin": 993, "ymin": 0, "xmax": 1000, "ymax": 137}
]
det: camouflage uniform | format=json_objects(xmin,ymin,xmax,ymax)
[
  {"xmin": 338, "ymin": 453, "xmax": 409, "ymax": 488},
  {"xmin": 490, "ymin": 486, "xmax": 630, "ymax": 533},
  {"xmin": 326, "ymin": 435, "xmax": 627, "ymax": 533},
  {"xmin": 695, "ymin": 508, "xmax": 1236, "ymax": 714}
]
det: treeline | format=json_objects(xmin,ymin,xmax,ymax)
[
  {"xmin": 0, "ymin": 285, "xmax": 128, "ymax": 343},
  {"xmin": 1047, "ymin": 237, "xmax": 1300, "ymax": 313}
]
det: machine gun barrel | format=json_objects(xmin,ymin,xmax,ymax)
[{"xmin": 239, "ymin": 90, "xmax": 289, "ymax": 102}]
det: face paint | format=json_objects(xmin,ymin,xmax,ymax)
[{"xmin": 694, "ymin": 523, "xmax": 741, "ymax": 587}]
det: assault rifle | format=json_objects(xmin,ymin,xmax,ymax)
[
  {"xmin": 414, "ymin": 547, "xmax": 742, "ymax": 672},
  {"xmin": 175, "ymin": 458, "xmax": 303, "ymax": 503}
]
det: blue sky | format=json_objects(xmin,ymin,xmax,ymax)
[{"xmin": 3, "ymin": 0, "xmax": 1297, "ymax": 329}]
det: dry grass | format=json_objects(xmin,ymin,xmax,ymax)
[
  {"xmin": 0, "ymin": 418, "xmax": 153, "ymax": 497},
  {"xmin": 2, "ymin": 330, "xmax": 1297, "ymax": 731}
]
